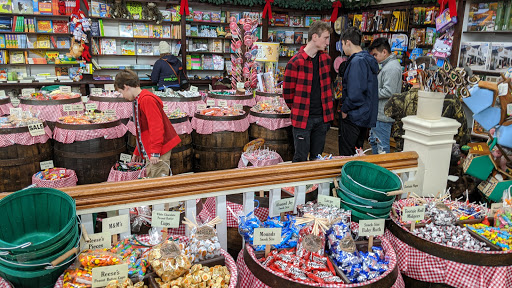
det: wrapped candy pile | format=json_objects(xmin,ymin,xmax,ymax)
[
  {"xmin": 22, "ymin": 89, "xmax": 80, "ymax": 100},
  {"xmin": 238, "ymin": 215, "xmax": 303, "ymax": 251},
  {"xmin": 183, "ymin": 217, "xmax": 223, "ymax": 262},
  {"xmin": 297, "ymin": 202, "xmax": 351, "ymax": 224},
  {"xmin": 155, "ymin": 264, "xmax": 230, "ymax": 288},
  {"xmin": 241, "ymin": 148, "xmax": 279, "ymax": 161},
  {"xmin": 105, "ymin": 279, "xmax": 147, "ymax": 288},
  {"xmin": 91, "ymin": 91, "xmax": 123, "ymax": 98},
  {"xmin": 59, "ymin": 112, "xmax": 118, "ymax": 124},
  {"xmin": 251, "ymin": 100, "xmax": 290, "ymax": 114},
  {"xmin": 113, "ymin": 161, "xmax": 144, "ymax": 172},
  {"xmin": 148, "ymin": 240, "xmax": 192, "ymax": 282},
  {"xmin": 167, "ymin": 109, "xmax": 188, "ymax": 119},
  {"xmin": 111, "ymin": 239, "xmax": 149, "ymax": 279},
  {"xmin": 0, "ymin": 112, "xmax": 42, "ymax": 128},
  {"xmin": 412, "ymin": 223, "xmax": 490, "ymax": 251},
  {"xmin": 465, "ymin": 223, "xmax": 511, "ymax": 251},
  {"xmin": 155, "ymin": 89, "xmax": 201, "ymax": 98},
  {"xmin": 199, "ymin": 107, "xmax": 243, "ymax": 116},
  {"xmin": 33, "ymin": 168, "xmax": 70, "ymax": 181}
]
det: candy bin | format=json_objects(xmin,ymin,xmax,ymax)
[{"xmin": 32, "ymin": 168, "xmax": 78, "ymax": 188}]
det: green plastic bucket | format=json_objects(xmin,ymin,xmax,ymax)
[
  {"xmin": 341, "ymin": 203, "xmax": 386, "ymax": 222},
  {"xmin": 0, "ymin": 258, "xmax": 70, "ymax": 288},
  {"xmin": 0, "ymin": 188, "xmax": 76, "ymax": 254},
  {"xmin": 338, "ymin": 190, "xmax": 392, "ymax": 215},
  {"xmin": 336, "ymin": 182, "xmax": 395, "ymax": 208},
  {"xmin": 341, "ymin": 161, "xmax": 401, "ymax": 201}
]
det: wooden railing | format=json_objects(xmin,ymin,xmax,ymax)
[{"xmin": 57, "ymin": 151, "xmax": 419, "ymax": 249}]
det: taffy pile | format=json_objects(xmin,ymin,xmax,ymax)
[
  {"xmin": 251, "ymin": 101, "xmax": 290, "ymax": 114},
  {"xmin": 155, "ymin": 89, "xmax": 201, "ymax": 98},
  {"xmin": 0, "ymin": 112, "xmax": 42, "ymax": 128},
  {"xmin": 59, "ymin": 113, "xmax": 118, "ymax": 124},
  {"xmin": 167, "ymin": 109, "xmax": 188, "ymax": 119},
  {"xmin": 22, "ymin": 89, "xmax": 80, "ymax": 100},
  {"xmin": 198, "ymin": 107, "xmax": 243, "ymax": 116},
  {"xmin": 90, "ymin": 91, "xmax": 123, "ymax": 98}
]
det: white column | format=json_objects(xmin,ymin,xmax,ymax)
[{"xmin": 402, "ymin": 116, "xmax": 460, "ymax": 197}]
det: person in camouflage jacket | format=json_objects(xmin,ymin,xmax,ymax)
[{"xmin": 384, "ymin": 88, "xmax": 470, "ymax": 151}]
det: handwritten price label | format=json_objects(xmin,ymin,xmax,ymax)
[
  {"xmin": 85, "ymin": 103, "xmax": 98, "ymax": 111},
  {"xmin": 218, "ymin": 100, "xmax": 228, "ymax": 107},
  {"xmin": 60, "ymin": 86, "xmax": 72, "ymax": 93},
  {"xmin": 72, "ymin": 104, "xmax": 84, "ymax": 111},
  {"xmin": 40, "ymin": 160, "xmax": 54, "ymax": 170},
  {"xmin": 10, "ymin": 98, "xmax": 20, "ymax": 107},
  {"xmin": 63, "ymin": 104, "xmax": 73, "ymax": 112},
  {"xmin": 196, "ymin": 104, "xmax": 207, "ymax": 110},
  {"xmin": 120, "ymin": 153, "xmax": 131, "ymax": 163},
  {"xmin": 21, "ymin": 88, "xmax": 35, "ymax": 96},
  {"xmin": 90, "ymin": 88, "xmax": 103, "ymax": 95}
]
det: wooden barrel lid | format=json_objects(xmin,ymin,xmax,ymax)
[
  {"xmin": 387, "ymin": 218, "xmax": 512, "ymax": 266},
  {"xmin": 207, "ymin": 92, "xmax": 253, "ymax": 100},
  {"xmin": 0, "ymin": 122, "xmax": 48, "ymax": 134},
  {"xmin": 169, "ymin": 116, "xmax": 189, "ymax": 124},
  {"xmin": 249, "ymin": 110, "xmax": 290, "ymax": 119},
  {"xmin": 55, "ymin": 119, "xmax": 122, "ymax": 130},
  {"xmin": 0, "ymin": 98, "xmax": 10, "ymax": 105},
  {"xmin": 255, "ymin": 91, "xmax": 283, "ymax": 97},
  {"xmin": 89, "ymin": 96, "xmax": 131, "ymax": 103},
  {"xmin": 159, "ymin": 96, "xmax": 202, "ymax": 102},
  {"xmin": 20, "ymin": 97, "xmax": 82, "ymax": 105},
  {"xmin": 194, "ymin": 111, "xmax": 247, "ymax": 121}
]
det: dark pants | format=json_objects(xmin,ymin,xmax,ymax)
[
  {"xmin": 292, "ymin": 117, "xmax": 330, "ymax": 162},
  {"xmin": 338, "ymin": 117, "xmax": 368, "ymax": 156}
]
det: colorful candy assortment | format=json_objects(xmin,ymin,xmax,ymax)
[
  {"xmin": 78, "ymin": 250, "xmax": 123, "ymax": 268},
  {"xmin": 199, "ymin": 107, "xmax": 243, "ymax": 116},
  {"xmin": 251, "ymin": 101, "xmax": 290, "ymax": 114},
  {"xmin": 239, "ymin": 215, "xmax": 302, "ymax": 251},
  {"xmin": 155, "ymin": 264, "xmax": 230, "ymax": 288},
  {"xmin": 22, "ymin": 90, "xmax": 80, "ymax": 100},
  {"xmin": 63, "ymin": 266, "xmax": 92, "ymax": 288},
  {"xmin": 34, "ymin": 168, "xmax": 70, "ymax": 181},
  {"xmin": 59, "ymin": 113, "xmax": 118, "ymax": 124},
  {"xmin": 113, "ymin": 162, "xmax": 144, "ymax": 172},
  {"xmin": 0, "ymin": 113, "xmax": 41, "ymax": 128},
  {"xmin": 167, "ymin": 109, "xmax": 188, "ymax": 119}
]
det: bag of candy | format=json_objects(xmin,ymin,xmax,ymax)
[
  {"xmin": 78, "ymin": 249, "xmax": 125, "ymax": 269},
  {"xmin": 105, "ymin": 278, "xmax": 147, "ymax": 288},
  {"xmin": 148, "ymin": 239, "xmax": 192, "ymax": 282},
  {"xmin": 63, "ymin": 262, "xmax": 92, "ymax": 288},
  {"xmin": 110, "ymin": 238, "xmax": 149, "ymax": 282},
  {"xmin": 183, "ymin": 216, "xmax": 222, "ymax": 262},
  {"xmin": 296, "ymin": 214, "xmax": 331, "ymax": 258}
]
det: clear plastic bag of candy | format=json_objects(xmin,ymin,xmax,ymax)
[
  {"xmin": 78, "ymin": 249, "xmax": 125, "ymax": 269},
  {"xmin": 148, "ymin": 239, "xmax": 192, "ymax": 282},
  {"xmin": 63, "ymin": 262, "xmax": 92, "ymax": 288},
  {"xmin": 105, "ymin": 278, "xmax": 147, "ymax": 288},
  {"xmin": 183, "ymin": 217, "xmax": 222, "ymax": 262},
  {"xmin": 129, "ymin": 206, "xmax": 152, "ymax": 233}
]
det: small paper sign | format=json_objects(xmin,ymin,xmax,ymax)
[
  {"xmin": 92, "ymin": 264, "xmax": 128, "ymax": 288},
  {"xmin": 9, "ymin": 107, "xmax": 22, "ymax": 116},
  {"xmin": 10, "ymin": 98, "xmax": 20, "ymax": 107},
  {"xmin": 104, "ymin": 84, "xmax": 115, "ymax": 91},
  {"xmin": 81, "ymin": 232, "xmax": 111, "ymax": 250},
  {"xmin": 40, "ymin": 160, "xmax": 54, "ymax": 170},
  {"xmin": 488, "ymin": 202, "xmax": 503, "ymax": 217},
  {"xmin": 234, "ymin": 104, "xmax": 243, "ymax": 110},
  {"xmin": 302, "ymin": 234, "xmax": 323, "ymax": 252},
  {"xmin": 28, "ymin": 122, "xmax": 45, "ymax": 136},
  {"xmin": 317, "ymin": 195, "xmax": 341, "ymax": 208},
  {"xmin": 508, "ymin": 104, "xmax": 512, "ymax": 116},
  {"xmin": 196, "ymin": 226, "xmax": 216, "ymax": 240},
  {"xmin": 403, "ymin": 179, "xmax": 420, "ymax": 195},
  {"xmin": 160, "ymin": 241, "xmax": 181, "ymax": 258},
  {"xmin": 72, "ymin": 104, "xmax": 84, "ymax": 111},
  {"xmin": 402, "ymin": 206, "xmax": 425, "ymax": 222},
  {"xmin": 81, "ymin": 96, "xmax": 88, "ymax": 103},
  {"xmin": 0, "ymin": 90, "xmax": 5, "ymax": 97},
  {"xmin": 91, "ymin": 88, "xmax": 103, "ymax": 95},
  {"xmin": 206, "ymin": 99, "xmax": 216, "ymax": 106},
  {"xmin": 152, "ymin": 211, "xmax": 180, "ymax": 228},
  {"xmin": 120, "ymin": 153, "xmax": 131, "ymax": 163},
  {"xmin": 102, "ymin": 214, "xmax": 130, "ymax": 235},
  {"xmin": 63, "ymin": 104, "xmax": 73, "ymax": 112},
  {"xmin": 60, "ymin": 86, "xmax": 72, "ymax": 93},
  {"xmin": 498, "ymin": 83, "xmax": 509, "ymax": 96},
  {"xmin": 85, "ymin": 103, "xmax": 98, "ymax": 111},
  {"xmin": 358, "ymin": 219, "xmax": 385, "ymax": 237},
  {"xmin": 339, "ymin": 233, "xmax": 356, "ymax": 253},
  {"xmin": 163, "ymin": 103, "xmax": 168, "ymax": 111},
  {"xmin": 21, "ymin": 88, "xmax": 35, "ymax": 96},
  {"xmin": 253, "ymin": 228, "xmax": 282, "ymax": 245},
  {"xmin": 218, "ymin": 100, "xmax": 228, "ymax": 107},
  {"xmin": 274, "ymin": 198, "xmax": 294, "ymax": 215},
  {"xmin": 104, "ymin": 109, "xmax": 116, "ymax": 117},
  {"xmin": 189, "ymin": 86, "xmax": 199, "ymax": 93},
  {"xmin": 236, "ymin": 82, "xmax": 245, "ymax": 89},
  {"xmin": 209, "ymin": 84, "xmax": 213, "ymax": 91},
  {"xmin": 196, "ymin": 104, "xmax": 207, "ymax": 110}
]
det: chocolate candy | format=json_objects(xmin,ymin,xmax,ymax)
[
  {"xmin": 413, "ymin": 223, "xmax": 490, "ymax": 251},
  {"xmin": 148, "ymin": 240, "xmax": 192, "ymax": 282},
  {"xmin": 156, "ymin": 264, "xmax": 230, "ymax": 288}
]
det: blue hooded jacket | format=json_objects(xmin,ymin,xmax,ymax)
[
  {"xmin": 341, "ymin": 51, "xmax": 379, "ymax": 128},
  {"xmin": 151, "ymin": 55, "xmax": 187, "ymax": 90}
]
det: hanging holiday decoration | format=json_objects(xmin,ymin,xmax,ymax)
[
  {"xmin": 230, "ymin": 17, "xmax": 259, "ymax": 92},
  {"xmin": 438, "ymin": 0, "xmax": 457, "ymax": 17},
  {"xmin": 330, "ymin": 1, "xmax": 342, "ymax": 22},
  {"xmin": 262, "ymin": 0, "xmax": 273, "ymax": 19},
  {"xmin": 180, "ymin": 0, "xmax": 190, "ymax": 16}
]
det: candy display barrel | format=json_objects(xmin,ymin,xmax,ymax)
[
  {"xmin": 0, "ymin": 124, "xmax": 52, "ymax": 192},
  {"xmin": 19, "ymin": 98, "xmax": 82, "ymax": 130},
  {"xmin": 160, "ymin": 96, "xmax": 203, "ymax": 117},
  {"xmin": 207, "ymin": 91, "xmax": 256, "ymax": 113},
  {"xmin": 170, "ymin": 116, "xmax": 193, "ymax": 175},
  {"xmin": 248, "ymin": 111, "xmax": 293, "ymax": 162},
  {"xmin": 0, "ymin": 97, "xmax": 12, "ymax": 116},
  {"xmin": 53, "ymin": 120, "xmax": 126, "ymax": 185},
  {"xmin": 192, "ymin": 113, "xmax": 249, "ymax": 172},
  {"xmin": 255, "ymin": 91, "xmax": 287, "ymax": 106},
  {"xmin": 88, "ymin": 96, "xmax": 132, "ymax": 124}
]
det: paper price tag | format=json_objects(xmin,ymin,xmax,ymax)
[
  {"xmin": 407, "ymin": 70, "xmax": 417, "ymax": 77},
  {"xmin": 9, "ymin": 107, "xmax": 22, "ymax": 116},
  {"xmin": 317, "ymin": 194, "xmax": 341, "ymax": 208},
  {"xmin": 209, "ymin": 84, "xmax": 213, "ymax": 91},
  {"xmin": 60, "ymin": 86, "xmax": 72, "ymax": 93},
  {"xmin": 253, "ymin": 228, "xmax": 282, "ymax": 245},
  {"xmin": 190, "ymin": 86, "xmax": 199, "ymax": 93},
  {"xmin": 10, "ymin": 98, "xmax": 20, "ymax": 106},
  {"xmin": 152, "ymin": 211, "xmax": 180, "ymax": 228},
  {"xmin": 120, "ymin": 153, "xmax": 131, "ymax": 163},
  {"xmin": 206, "ymin": 99, "xmax": 216, "ymax": 106},
  {"xmin": 402, "ymin": 206, "xmax": 425, "ymax": 222},
  {"xmin": 196, "ymin": 104, "xmax": 207, "ymax": 110},
  {"xmin": 63, "ymin": 104, "xmax": 73, "ymax": 112},
  {"xmin": 0, "ymin": 90, "xmax": 5, "ymax": 97},
  {"xmin": 403, "ymin": 179, "xmax": 419, "ymax": 195},
  {"xmin": 85, "ymin": 103, "xmax": 98, "ymax": 111},
  {"xmin": 92, "ymin": 264, "xmax": 128, "ymax": 288},
  {"xmin": 218, "ymin": 100, "xmax": 228, "ymax": 107},
  {"xmin": 104, "ymin": 84, "xmax": 115, "ymax": 91},
  {"xmin": 40, "ymin": 160, "xmax": 54, "ymax": 170},
  {"xmin": 302, "ymin": 234, "xmax": 323, "ymax": 253},
  {"xmin": 104, "ymin": 109, "xmax": 116, "ymax": 117},
  {"xmin": 508, "ymin": 104, "xmax": 512, "ymax": 116},
  {"xmin": 21, "ymin": 88, "xmax": 35, "ymax": 96},
  {"xmin": 196, "ymin": 226, "xmax": 216, "ymax": 240},
  {"xmin": 72, "ymin": 104, "xmax": 84, "ymax": 111},
  {"xmin": 274, "ymin": 198, "xmax": 294, "ymax": 215},
  {"xmin": 236, "ymin": 82, "xmax": 245, "ymax": 89},
  {"xmin": 488, "ymin": 203, "xmax": 503, "ymax": 217},
  {"xmin": 358, "ymin": 219, "xmax": 385, "ymax": 237},
  {"xmin": 498, "ymin": 83, "xmax": 509, "ymax": 97},
  {"xmin": 80, "ymin": 232, "xmax": 111, "ymax": 250},
  {"xmin": 234, "ymin": 104, "xmax": 243, "ymax": 110},
  {"xmin": 90, "ymin": 88, "xmax": 103, "ymax": 95},
  {"xmin": 81, "ymin": 96, "xmax": 88, "ymax": 103},
  {"xmin": 163, "ymin": 103, "xmax": 168, "ymax": 111},
  {"xmin": 28, "ymin": 122, "xmax": 45, "ymax": 136},
  {"xmin": 102, "ymin": 214, "xmax": 130, "ymax": 235}
]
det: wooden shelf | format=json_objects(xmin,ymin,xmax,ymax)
[
  {"xmin": 90, "ymin": 17, "xmax": 180, "ymax": 24},
  {"xmin": 0, "ymin": 31, "xmax": 71, "ymax": 35},
  {"xmin": 3, "ymin": 48, "xmax": 70, "ymax": 51},
  {"xmin": 0, "ymin": 13, "xmax": 70, "ymax": 18},
  {"xmin": 0, "ymin": 81, "xmax": 85, "ymax": 87},
  {"xmin": 0, "ymin": 63, "xmax": 80, "ymax": 66},
  {"xmin": 362, "ymin": 31, "xmax": 408, "ymax": 34},
  {"xmin": 97, "ymin": 67, "xmax": 153, "ymax": 70},
  {"xmin": 187, "ymin": 69, "xmax": 225, "ymax": 72},
  {"xmin": 472, "ymin": 70, "xmax": 501, "ymax": 76},
  {"xmin": 270, "ymin": 42, "xmax": 303, "ymax": 45},
  {"xmin": 186, "ymin": 36, "xmax": 232, "ymax": 40},
  {"xmin": 92, "ymin": 54, "xmax": 161, "ymax": 57},
  {"xmin": 409, "ymin": 24, "xmax": 436, "ymax": 28},
  {"xmin": 187, "ymin": 21, "xmax": 228, "ymax": 26},
  {"xmin": 190, "ymin": 79, "xmax": 213, "ymax": 84},
  {"xmin": 92, "ymin": 36, "xmax": 180, "ymax": 40},
  {"xmin": 186, "ymin": 51, "xmax": 230, "ymax": 55},
  {"xmin": 462, "ymin": 30, "xmax": 512, "ymax": 34}
]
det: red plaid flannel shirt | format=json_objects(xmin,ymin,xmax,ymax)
[{"xmin": 283, "ymin": 46, "xmax": 334, "ymax": 129}]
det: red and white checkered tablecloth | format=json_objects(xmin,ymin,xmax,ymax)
[
  {"xmin": 0, "ymin": 102, "xmax": 13, "ymax": 116},
  {"xmin": 20, "ymin": 103, "xmax": 82, "ymax": 122},
  {"xmin": 236, "ymin": 230, "xmax": 405, "ymax": 288},
  {"xmin": 0, "ymin": 277, "xmax": 12, "ymax": 288},
  {"xmin": 126, "ymin": 121, "xmax": 136, "ymax": 136},
  {"xmin": 238, "ymin": 151, "xmax": 283, "ymax": 168},
  {"xmin": 191, "ymin": 116, "xmax": 250, "ymax": 134},
  {"xmin": 0, "ymin": 125, "xmax": 52, "ymax": 148},
  {"xmin": 206, "ymin": 97, "xmax": 256, "ymax": 108},
  {"xmin": 248, "ymin": 115, "xmax": 291, "ymax": 130},
  {"xmin": 87, "ymin": 100, "xmax": 133, "ymax": 119},
  {"xmin": 107, "ymin": 167, "xmax": 146, "ymax": 182},
  {"xmin": 384, "ymin": 226, "xmax": 512, "ymax": 287},
  {"xmin": 199, "ymin": 197, "xmax": 269, "ymax": 228},
  {"xmin": 163, "ymin": 100, "xmax": 205, "ymax": 117},
  {"xmin": 53, "ymin": 122, "xmax": 128, "ymax": 143},
  {"xmin": 255, "ymin": 95, "xmax": 287, "ymax": 106},
  {"xmin": 32, "ymin": 168, "xmax": 78, "ymax": 188}
]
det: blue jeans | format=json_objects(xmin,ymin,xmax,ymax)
[{"xmin": 369, "ymin": 121, "xmax": 392, "ymax": 154}]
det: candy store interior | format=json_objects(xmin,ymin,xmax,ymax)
[{"xmin": 1, "ymin": 0, "xmax": 512, "ymax": 287}]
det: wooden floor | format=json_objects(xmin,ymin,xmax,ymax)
[{"xmin": 323, "ymin": 127, "xmax": 372, "ymax": 156}]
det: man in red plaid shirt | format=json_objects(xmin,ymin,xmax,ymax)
[{"xmin": 283, "ymin": 21, "xmax": 334, "ymax": 162}]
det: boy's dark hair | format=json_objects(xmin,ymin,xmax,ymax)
[
  {"xmin": 114, "ymin": 69, "xmax": 140, "ymax": 90},
  {"xmin": 308, "ymin": 21, "xmax": 333, "ymax": 41},
  {"xmin": 368, "ymin": 37, "xmax": 391, "ymax": 54},
  {"xmin": 340, "ymin": 26, "xmax": 362, "ymax": 46}
]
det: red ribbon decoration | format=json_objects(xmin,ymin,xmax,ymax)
[
  {"xmin": 330, "ymin": 1, "xmax": 342, "ymax": 23},
  {"xmin": 262, "ymin": 0, "xmax": 274, "ymax": 19},
  {"xmin": 180, "ymin": 0, "xmax": 189, "ymax": 16},
  {"xmin": 438, "ymin": 0, "xmax": 457, "ymax": 18}
]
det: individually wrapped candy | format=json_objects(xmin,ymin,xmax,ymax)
[
  {"xmin": 156, "ymin": 264, "xmax": 230, "ymax": 288},
  {"xmin": 426, "ymin": 202, "xmax": 457, "ymax": 226},
  {"xmin": 129, "ymin": 206, "xmax": 152, "ymax": 233},
  {"xmin": 297, "ymin": 201, "xmax": 351, "ymax": 224},
  {"xmin": 63, "ymin": 262, "xmax": 92, "ymax": 288},
  {"xmin": 183, "ymin": 217, "xmax": 222, "ymax": 262},
  {"xmin": 412, "ymin": 223, "xmax": 490, "ymax": 251},
  {"xmin": 105, "ymin": 278, "xmax": 147, "ymax": 288},
  {"xmin": 148, "ymin": 239, "xmax": 192, "ymax": 282},
  {"xmin": 78, "ymin": 250, "xmax": 124, "ymax": 269}
]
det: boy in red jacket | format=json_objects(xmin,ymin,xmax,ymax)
[{"xmin": 115, "ymin": 69, "xmax": 181, "ymax": 177}]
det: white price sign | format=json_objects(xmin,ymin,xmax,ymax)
[
  {"xmin": 60, "ymin": 86, "xmax": 72, "ymax": 93},
  {"xmin": 92, "ymin": 264, "xmax": 128, "ymax": 288},
  {"xmin": 317, "ymin": 194, "xmax": 341, "ymax": 208},
  {"xmin": 236, "ymin": 82, "xmax": 245, "ymax": 89},
  {"xmin": 104, "ymin": 109, "xmax": 116, "ymax": 117},
  {"xmin": 10, "ymin": 98, "xmax": 20, "ymax": 106},
  {"xmin": 0, "ymin": 90, "xmax": 5, "ymax": 97},
  {"xmin": 151, "ymin": 211, "xmax": 181, "ymax": 228},
  {"xmin": 196, "ymin": 104, "xmax": 207, "ymax": 110},
  {"xmin": 358, "ymin": 219, "xmax": 385, "ymax": 237},
  {"xmin": 273, "ymin": 198, "xmax": 294, "ymax": 215},
  {"xmin": 90, "ymin": 88, "xmax": 103, "ymax": 95},
  {"xmin": 120, "ymin": 153, "xmax": 131, "ymax": 163},
  {"xmin": 63, "ymin": 104, "xmax": 73, "ymax": 112},
  {"xmin": 163, "ymin": 103, "xmax": 168, "ymax": 111},
  {"xmin": 253, "ymin": 228, "xmax": 282, "ymax": 245},
  {"xmin": 218, "ymin": 100, "xmax": 228, "ymax": 107},
  {"xmin": 206, "ymin": 99, "xmax": 216, "ymax": 106},
  {"xmin": 40, "ymin": 160, "xmax": 54, "ymax": 170},
  {"xmin": 402, "ymin": 206, "xmax": 425, "ymax": 222},
  {"xmin": 102, "ymin": 214, "xmax": 130, "ymax": 235},
  {"xmin": 80, "ymin": 232, "xmax": 111, "ymax": 250},
  {"xmin": 234, "ymin": 104, "xmax": 243, "ymax": 110},
  {"xmin": 28, "ymin": 122, "xmax": 45, "ymax": 136},
  {"xmin": 189, "ymin": 86, "xmax": 199, "ymax": 93},
  {"xmin": 85, "ymin": 103, "xmax": 98, "ymax": 111},
  {"xmin": 104, "ymin": 84, "xmax": 115, "ymax": 91},
  {"xmin": 72, "ymin": 104, "xmax": 84, "ymax": 111},
  {"xmin": 403, "ymin": 179, "xmax": 420, "ymax": 195},
  {"xmin": 9, "ymin": 107, "xmax": 22, "ymax": 116},
  {"xmin": 81, "ymin": 96, "xmax": 88, "ymax": 103},
  {"xmin": 21, "ymin": 88, "xmax": 35, "ymax": 96}
]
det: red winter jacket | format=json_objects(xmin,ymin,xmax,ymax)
[{"xmin": 133, "ymin": 90, "xmax": 181, "ymax": 157}]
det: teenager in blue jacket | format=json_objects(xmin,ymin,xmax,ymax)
[
  {"xmin": 339, "ymin": 27, "xmax": 379, "ymax": 156},
  {"xmin": 151, "ymin": 41, "xmax": 189, "ymax": 90}
]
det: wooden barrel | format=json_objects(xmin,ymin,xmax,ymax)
[
  {"xmin": 169, "ymin": 116, "xmax": 193, "ymax": 175},
  {"xmin": 249, "ymin": 111, "xmax": 294, "ymax": 161},
  {"xmin": 255, "ymin": 91, "xmax": 282, "ymax": 97},
  {"xmin": 193, "ymin": 113, "xmax": 249, "ymax": 172},
  {"xmin": 160, "ymin": 96, "xmax": 202, "ymax": 102},
  {"xmin": 53, "ymin": 120, "xmax": 126, "ymax": 185},
  {"xmin": 20, "ymin": 97, "xmax": 82, "ymax": 130},
  {"xmin": 0, "ymin": 124, "xmax": 52, "ymax": 192},
  {"xmin": 89, "ymin": 96, "xmax": 132, "ymax": 124}
]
